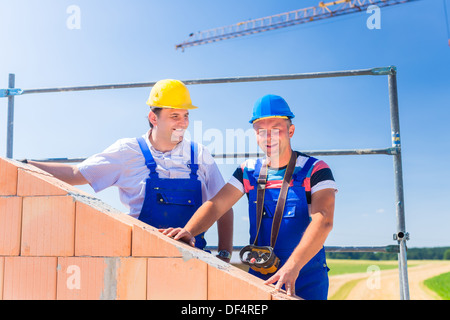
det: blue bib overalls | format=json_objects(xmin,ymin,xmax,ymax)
[
  {"xmin": 247, "ymin": 156, "xmax": 329, "ymax": 300},
  {"xmin": 136, "ymin": 137, "xmax": 207, "ymax": 250}
]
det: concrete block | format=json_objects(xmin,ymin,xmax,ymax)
[
  {"xmin": 147, "ymin": 257, "xmax": 207, "ymax": 300},
  {"xmin": 0, "ymin": 157, "xmax": 18, "ymax": 196},
  {"xmin": 75, "ymin": 201, "xmax": 133, "ymax": 257},
  {"xmin": 3, "ymin": 257, "xmax": 57, "ymax": 300},
  {"xmin": 0, "ymin": 197, "xmax": 22, "ymax": 256},
  {"xmin": 21, "ymin": 196, "xmax": 75, "ymax": 256},
  {"xmin": 56, "ymin": 257, "xmax": 147, "ymax": 300}
]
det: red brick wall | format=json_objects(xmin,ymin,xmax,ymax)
[{"xmin": 0, "ymin": 157, "xmax": 297, "ymax": 300}]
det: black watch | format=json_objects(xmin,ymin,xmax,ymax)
[{"xmin": 217, "ymin": 250, "xmax": 231, "ymax": 260}]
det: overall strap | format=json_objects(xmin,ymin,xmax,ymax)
[
  {"xmin": 189, "ymin": 141, "xmax": 199, "ymax": 180},
  {"xmin": 294, "ymin": 156, "xmax": 317, "ymax": 183},
  {"xmin": 136, "ymin": 137, "xmax": 158, "ymax": 178}
]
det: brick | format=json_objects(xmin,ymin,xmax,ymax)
[
  {"xmin": 147, "ymin": 257, "xmax": 207, "ymax": 300},
  {"xmin": 116, "ymin": 257, "xmax": 147, "ymax": 300},
  {"xmin": 0, "ymin": 197, "xmax": 22, "ymax": 255},
  {"xmin": 207, "ymin": 265, "xmax": 273, "ymax": 300},
  {"xmin": 0, "ymin": 257, "xmax": 4, "ymax": 300},
  {"xmin": 17, "ymin": 169, "xmax": 69, "ymax": 196},
  {"xmin": 132, "ymin": 224, "xmax": 183, "ymax": 257},
  {"xmin": 3, "ymin": 257, "xmax": 57, "ymax": 300},
  {"xmin": 75, "ymin": 201, "xmax": 133, "ymax": 257},
  {"xmin": 0, "ymin": 157, "xmax": 18, "ymax": 196},
  {"xmin": 57, "ymin": 257, "xmax": 147, "ymax": 300},
  {"xmin": 21, "ymin": 196, "xmax": 75, "ymax": 256},
  {"xmin": 271, "ymin": 292, "xmax": 301, "ymax": 300}
]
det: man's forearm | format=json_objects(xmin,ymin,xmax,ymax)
[
  {"xmin": 27, "ymin": 161, "xmax": 88, "ymax": 186},
  {"xmin": 217, "ymin": 208, "xmax": 234, "ymax": 253},
  {"xmin": 184, "ymin": 200, "xmax": 223, "ymax": 237},
  {"xmin": 285, "ymin": 214, "xmax": 333, "ymax": 271}
]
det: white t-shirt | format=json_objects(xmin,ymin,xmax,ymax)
[{"xmin": 77, "ymin": 130, "xmax": 226, "ymax": 218}]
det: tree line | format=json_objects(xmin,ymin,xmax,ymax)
[{"xmin": 325, "ymin": 247, "xmax": 450, "ymax": 260}]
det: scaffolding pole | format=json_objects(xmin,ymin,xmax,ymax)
[
  {"xmin": 6, "ymin": 74, "xmax": 15, "ymax": 159},
  {"xmin": 388, "ymin": 68, "xmax": 410, "ymax": 300}
]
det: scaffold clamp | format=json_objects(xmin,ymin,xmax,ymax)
[
  {"xmin": 0, "ymin": 88, "xmax": 23, "ymax": 98},
  {"xmin": 393, "ymin": 232, "xmax": 410, "ymax": 241},
  {"xmin": 371, "ymin": 66, "xmax": 397, "ymax": 76}
]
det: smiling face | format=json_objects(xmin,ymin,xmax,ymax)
[
  {"xmin": 148, "ymin": 108, "xmax": 189, "ymax": 147},
  {"xmin": 253, "ymin": 117, "xmax": 295, "ymax": 167}
]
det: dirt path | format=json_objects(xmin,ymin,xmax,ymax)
[{"xmin": 328, "ymin": 261, "xmax": 450, "ymax": 300}]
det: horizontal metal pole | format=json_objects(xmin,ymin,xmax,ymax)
[
  {"xmin": 8, "ymin": 67, "xmax": 395, "ymax": 97},
  {"xmin": 207, "ymin": 245, "xmax": 400, "ymax": 254},
  {"xmin": 19, "ymin": 147, "xmax": 398, "ymax": 164},
  {"xmin": 300, "ymin": 147, "xmax": 398, "ymax": 156},
  {"xmin": 324, "ymin": 245, "xmax": 400, "ymax": 253},
  {"xmin": 25, "ymin": 157, "xmax": 88, "ymax": 163},
  {"xmin": 212, "ymin": 147, "xmax": 397, "ymax": 158}
]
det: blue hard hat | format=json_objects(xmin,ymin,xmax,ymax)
[{"xmin": 249, "ymin": 94, "xmax": 295, "ymax": 124}]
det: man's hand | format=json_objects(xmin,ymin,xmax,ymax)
[
  {"xmin": 264, "ymin": 260, "xmax": 300, "ymax": 296},
  {"xmin": 159, "ymin": 227, "xmax": 196, "ymax": 247}
]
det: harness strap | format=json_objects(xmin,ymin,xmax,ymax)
[
  {"xmin": 253, "ymin": 152, "xmax": 317, "ymax": 248},
  {"xmin": 270, "ymin": 151, "xmax": 297, "ymax": 247},
  {"xmin": 253, "ymin": 158, "xmax": 268, "ymax": 245}
]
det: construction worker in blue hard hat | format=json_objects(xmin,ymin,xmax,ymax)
[
  {"xmin": 162, "ymin": 94, "xmax": 337, "ymax": 300},
  {"xmin": 23, "ymin": 79, "xmax": 234, "ymax": 262}
]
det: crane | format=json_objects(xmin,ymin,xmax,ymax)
[{"xmin": 175, "ymin": 0, "xmax": 415, "ymax": 51}]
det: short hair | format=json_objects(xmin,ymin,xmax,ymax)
[
  {"xmin": 148, "ymin": 107, "xmax": 163, "ymax": 128},
  {"xmin": 252, "ymin": 117, "xmax": 293, "ymax": 129}
]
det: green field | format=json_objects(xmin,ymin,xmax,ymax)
[
  {"xmin": 423, "ymin": 272, "xmax": 450, "ymax": 300},
  {"xmin": 326, "ymin": 259, "xmax": 401, "ymax": 276},
  {"xmin": 235, "ymin": 259, "xmax": 417, "ymax": 276},
  {"xmin": 327, "ymin": 259, "xmax": 450, "ymax": 300}
]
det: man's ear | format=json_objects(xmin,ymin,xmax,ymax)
[
  {"xmin": 148, "ymin": 111, "xmax": 158, "ymax": 128},
  {"xmin": 288, "ymin": 124, "xmax": 295, "ymax": 138}
]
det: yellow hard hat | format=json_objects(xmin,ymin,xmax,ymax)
[{"xmin": 146, "ymin": 79, "xmax": 197, "ymax": 110}]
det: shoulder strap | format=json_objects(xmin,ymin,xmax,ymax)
[
  {"xmin": 189, "ymin": 141, "xmax": 199, "ymax": 180},
  {"xmin": 136, "ymin": 137, "xmax": 158, "ymax": 177}
]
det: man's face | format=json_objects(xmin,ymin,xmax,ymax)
[
  {"xmin": 150, "ymin": 108, "xmax": 189, "ymax": 143},
  {"xmin": 253, "ymin": 117, "xmax": 294, "ymax": 162}
]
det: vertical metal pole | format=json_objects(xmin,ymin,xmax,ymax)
[
  {"xmin": 6, "ymin": 73, "xmax": 15, "ymax": 159},
  {"xmin": 388, "ymin": 67, "xmax": 410, "ymax": 300}
]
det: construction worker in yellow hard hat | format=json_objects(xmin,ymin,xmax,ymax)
[{"xmin": 23, "ymin": 79, "xmax": 234, "ymax": 262}]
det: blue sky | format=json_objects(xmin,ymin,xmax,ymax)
[{"xmin": 1, "ymin": 0, "xmax": 449, "ymax": 249}]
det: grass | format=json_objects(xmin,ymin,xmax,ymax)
[
  {"xmin": 423, "ymin": 272, "xmax": 450, "ymax": 300},
  {"xmin": 233, "ymin": 259, "xmax": 417, "ymax": 276},
  {"xmin": 329, "ymin": 278, "xmax": 361, "ymax": 300},
  {"xmin": 326, "ymin": 259, "xmax": 400, "ymax": 276}
]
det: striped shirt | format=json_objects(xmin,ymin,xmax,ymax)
[{"xmin": 228, "ymin": 151, "xmax": 337, "ymax": 204}]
